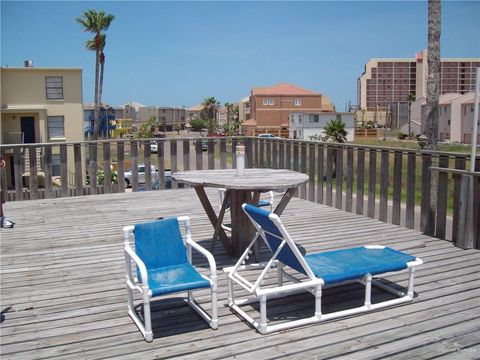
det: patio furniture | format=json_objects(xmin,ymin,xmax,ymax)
[
  {"xmin": 219, "ymin": 188, "xmax": 274, "ymax": 213},
  {"xmin": 224, "ymin": 204, "xmax": 423, "ymax": 334},
  {"xmin": 123, "ymin": 217, "xmax": 218, "ymax": 342},
  {"xmin": 172, "ymin": 168, "xmax": 308, "ymax": 257}
]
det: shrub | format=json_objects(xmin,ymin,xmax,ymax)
[
  {"xmin": 398, "ymin": 132, "xmax": 408, "ymax": 140},
  {"xmin": 190, "ymin": 118, "xmax": 206, "ymax": 131}
]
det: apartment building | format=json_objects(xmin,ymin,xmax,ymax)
[
  {"xmin": 137, "ymin": 106, "xmax": 186, "ymax": 131},
  {"xmin": 408, "ymin": 92, "xmax": 479, "ymax": 143},
  {"xmin": 289, "ymin": 112, "xmax": 355, "ymax": 141},
  {"xmin": 357, "ymin": 49, "xmax": 480, "ymax": 123},
  {"xmin": 244, "ymin": 83, "xmax": 335, "ymax": 137},
  {"xmin": 239, "ymin": 96, "xmax": 250, "ymax": 123},
  {"xmin": 1, "ymin": 64, "xmax": 83, "ymax": 186}
]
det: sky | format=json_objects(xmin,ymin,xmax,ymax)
[{"xmin": 1, "ymin": 1, "xmax": 479, "ymax": 110}]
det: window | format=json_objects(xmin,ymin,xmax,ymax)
[
  {"xmin": 310, "ymin": 114, "xmax": 319, "ymax": 123},
  {"xmin": 45, "ymin": 76, "xmax": 63, "ymax": 100},
  {"xmin": 48, "ymin": 116, "xmax": 65, "ymax": 139},
  {"xmin": 262, "ymin": 98, "xmax": 274, "ymax": 106},
  {"xmin": 294, "ymin": 99, "xmax": 301, "ymax": 106},
  {"xmin": 298, "ymin": 115, "xmax": 303, "ymax": 124}
]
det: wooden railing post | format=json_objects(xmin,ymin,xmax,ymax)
[
  {"xmin": 435, "ymin": 156, "xmax": 449, "ymax": 239},
  {"xmin": 28, "ymin": 145, "xmax": 39, "ymax": 200},
  {"xmin": 60, "ymin": 144, "xmax": 68, "ymax": 197},
  {"xmin": 88, "ymin": 142, "xmax": 98, "ymax": 195},
  {"xmin": 117, "ymin": 141, "xmax": 125, "ymax": 193},
  {"xmin": 170, "ymin": 139, "xmax": 178, "ymax": 188},
  {"xmin": 345, "ymin": 147, "xmax": 353, "ymax": 212},
  {"xmin": 131, "ymin": 141, "xmax": 139, "ymax": 192},
  {"xmin": 405, "ymin": 151, "xmax": 416, "ymax": 229},
  {"xmin": 104, "ymin": 142, "xmax": 113, "ymax": 193},
  {"xmin": 13, "ymin": 146, "xmax": 23, "ymax": 200},
  {"xmin": 367, "ymin": 149, "xmax": 377, "ymax": 219},
  {"xmin": 317, "ymin": 144, "xmax": 324, "ymax": 204},
  {"xmin": 74, "ymin": 143, "xmax": 83, "ymax": 196},
  {"xmin": 44, "ymin": 145, "xmax": 53, "ymax": 199},
  {"xmin": 356, "ymin": 148, "xmax": 365, "ymax": 215},
  {"xmin": 335, "ymin": 146, "xmax": 343, "ymax": 210},
  {"xmin": 421, "ymin": 153, "xmax": 433, "ymax": 235},
  {"xmin": 157, "ymin": 140, "xmax": 166, "ymax": 190},
  {"xmin": 308, "ymin": 143, "xmax": 315, "ymax": 202},
  {"xmin": 392, "ymin": 151, "xmax": 403, "ymax": 225},
  {"xmin": 379, "ymin": 149, "xmax": 389, "ymax": 222}
]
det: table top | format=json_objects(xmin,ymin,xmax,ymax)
[{"xmin": 172, "ymin": 168, "xmax": 309, "ymax": 191}]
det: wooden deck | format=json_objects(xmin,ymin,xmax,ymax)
[{"xmin": 1, "ymin": 189, "xmax": 479, "ymax": 359}]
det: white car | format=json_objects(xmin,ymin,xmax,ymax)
[
  {"xmin": 124, "ymin": 165, "xmax": 172, "ymax": 188},
  {"xmin": 257, "ymin": 133, "xmax": 280, "ymax": 139}
]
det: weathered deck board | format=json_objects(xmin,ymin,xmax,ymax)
[{"xmin": 1, "ymin": 189, "xmax": 479, "ymax": 359}]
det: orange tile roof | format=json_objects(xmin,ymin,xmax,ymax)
[{"xmin": 252, "ymin": 83, "xmax": 320, "ymax": 96}]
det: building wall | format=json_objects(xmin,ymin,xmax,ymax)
[
  {"xmin": 289, "ymin": 112, "xmax": 355, "ymax": 141},
  {"xmin": 358, "ymin": 50, "xmax": 480, "ymax": 113},
  {"xmin": 1, "ymin": 66, "xmax": 84, "ymax": 186},
  {"xmin": 1, "ymin": 67, "xmax": 83, "ymax": 144},
  {"xmin": 239, "ymin": 96, "xmax": 250, "ymax": 122},
  {"xmin": 250, "ymin": 94, "xmax": 334, "ymax": 128}
]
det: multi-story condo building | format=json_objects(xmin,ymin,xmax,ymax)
[
  {"xmin": 243, "ymin": 83, "xmax": 334, "ymax": 137},
  {"xmin": 137, "ymin": 106, "xmax": 186, "ymax": 131},
  {"xmin": 1, "ymin": 64, "xmax": 83, "ymax": 186},
  {"xmin": 357, "ymin": 49, "xmax": 480, "ymax": 123}
]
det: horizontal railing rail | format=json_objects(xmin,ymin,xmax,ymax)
[{"xmin": 1, "ymin": 137, "xmax": 479, "ymax": 247}]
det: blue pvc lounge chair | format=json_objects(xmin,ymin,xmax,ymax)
[
  {"xmin": 123, "ymin": 216, "xmax": 218, "ymax": 342},
  {"xmin": 224, "ymin": 204, "xmax": 423, "ymax": 334}
]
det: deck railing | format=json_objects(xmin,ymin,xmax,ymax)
[{"xmin": 1, "ymin": 137, "xmax": 479, "ymax": 247}]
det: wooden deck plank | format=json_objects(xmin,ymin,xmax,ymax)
[{"xmin": 1, "ymin": 189, "xmax": 479, "ymax": 359}]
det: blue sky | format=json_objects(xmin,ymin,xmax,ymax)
[{"xmin": 2, "ymin": 1, "xmax": 479, "ymax": 109}]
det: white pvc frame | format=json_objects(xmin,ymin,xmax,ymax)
[
  {"xmin": 123, "ymin": 216, "xmax": 218, "ymax": 342},
  {"xmin": 224, "ymin": 206, "xmax": 423, "ymax": 334}
]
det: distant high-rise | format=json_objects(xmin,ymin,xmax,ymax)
[{"xmin": 357, "ymin": 49, "xmax": 480, "ymax": 112}]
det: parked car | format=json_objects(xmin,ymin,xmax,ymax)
[
  {"xmin": 257, "ymin": 133, "xmax": 280, "ymax": 139},
  {"xmin": 150, "ymin": 141, "xmax": 158, "ymax": 153},
  {"xmin": 124, "ymin": 165, "xmax": 171, "ymax": 188},
  {"xmin": 194, "ymin": 138, "xmax": 215, "ymax": 151}
]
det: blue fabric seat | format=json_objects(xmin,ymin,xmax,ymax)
[
  {"xmin": 124, "ymin": 216, "xmax": 218, "ymax": 342},
  {"xmin": 146, "ymin": 263, "xmax": 211, "ymax": 297},
  {"xmin": 304, "ymin": 247, "xmax": 416, "ymax": 285}
]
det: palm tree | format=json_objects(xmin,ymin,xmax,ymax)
[
  {"xmin": 324, "ymin": 119, "xmax": 347, "ymax": 143},
  {"xmin": 324, "ymin": 118, "xmax": 347, "ymax": 179},
  {"xmin": 424, "ymin": 0, "xmax": 441, "ymax": 151},
  {"xmin": 200, "ymin": 97, "xmax": 220, "ymax": 134},
  {"xmin": 77, "ymin": 10, "xmax": 115, "ymax": 139},
  {"xmin": 423, "ymin": 0, "xmax": 441, "ymax": 235}
]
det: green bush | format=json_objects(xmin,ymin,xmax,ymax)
[
  {"xmin": 398, "ymin": 132, "xmax": 408, "ymax": 140},
  {"xmin": 190, "ymin": 118, "xmax": 206, "ymax": 131}
]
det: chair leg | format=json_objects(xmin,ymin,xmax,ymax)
[
  {"xmin": 142, "ymin": 286, "xmax": 153, "ymax": 342},
  {"xmin": 365, "ymin": 274, "xmax": 372, "ymax": 309},
  {"xmin": 315, "ymin": 284, "xmax": 322, "ymax": 318},
  {"xmin": 407, "ymin": 267, "xmax": 415, "ymax": 298},
  {"xmin": 211, "ymin": 275, "xmax": 218, "ymax": 329},
  {"xmin": 259, "ymin": 294, "xmax": 267, "ymax": 334}
]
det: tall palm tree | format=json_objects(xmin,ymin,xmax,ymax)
[
  {"xmin": 77, "ymin": 10, "xmax": 115, "ymax": 139},
  {"xmin": 423, "ymin": 0, "xmax": 441, "ymax": 235},
  {"xmin": 201, "ymin": 97, "xmax": 220, "ymax": 134},
  {"xmin": 424, "ymin": 0, "xmax": 441, "ymax": 151}
]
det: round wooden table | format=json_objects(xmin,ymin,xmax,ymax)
[{"xmin": 173, "ymin": 169, "xmax": 308, "ymax": 257}]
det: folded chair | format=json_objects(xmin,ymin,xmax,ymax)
[
  {"xmin": 123, "ymin": 216, "xmax": 218, "ymax": 342},
  {"xmin": 224, "ymin": 204, "xmax": 423, "ymax": 334}
]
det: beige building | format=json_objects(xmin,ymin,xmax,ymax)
[
  {"xmin": 1, "ymin": 65, "xmax": 84, "ymax": 186},
  {"xmin": 239, "ymin": 96, "xmax": 250, "ymax": 123},
  {"xmin": 358, "ymin": 49, "xmax": 479, "ymax": 125},
  {"xmin": 137, "ymin": 106, "xmax": 186, "ymax": 131},
  {"xmin": 407, "ymin": 92, "xmax": 479, "ymax": 144},
  {"xmin": 244, "ymin": 83, "xmax": 335, "ymax": 137}
]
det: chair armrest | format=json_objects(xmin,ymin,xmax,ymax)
[
  {"xmin": 186, "ymin": 238, "xmax": 217, "ymax": 276},
  {"xmin": 124, "ymin": 244, "xmax": 149, "ymax": 287}
]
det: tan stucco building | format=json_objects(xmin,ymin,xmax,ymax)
[{"xmin": 1, "ymin": 66, "xmax": 84, "ymax": 186}]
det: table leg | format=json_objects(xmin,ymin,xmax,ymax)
[
  {"xmin": 194, "ymin": 186, "xmax": 234, "ymax": 256},
  {"xmin": 211, "ymin": 190, "xmax": 230, "ymax": 252},
  {"xmin": 230, "ymin": 190, "xmax": 256, "ymax": 257},
  {"xmin": 274, "ymin": 187, "xmax": 297, "ymax": 216}
]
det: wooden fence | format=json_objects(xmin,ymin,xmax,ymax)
[{"xmin": 1, "ymin": 137, "xmax": 479, "ymax": 247}]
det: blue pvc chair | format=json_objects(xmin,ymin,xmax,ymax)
[
  {"xmin": 123, "ymin": 216, "xmax": 218, "ymax": 342},
  {"xmin": 224, "ymin": 204, "xmax": 423, "ymax": 334}
]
